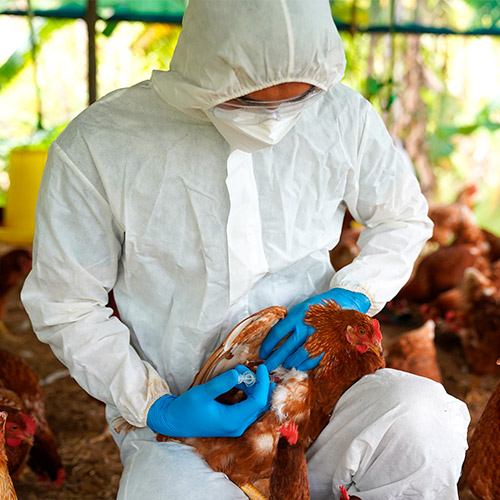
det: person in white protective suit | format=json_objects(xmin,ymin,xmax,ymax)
[{"xmin": 21, "ymin": 0, "xmax": 470, "ymax": 499}]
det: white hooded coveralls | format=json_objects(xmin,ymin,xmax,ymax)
[{"xmin": 21, "ymin": 0, "xmax": 469, "ymax": 498}]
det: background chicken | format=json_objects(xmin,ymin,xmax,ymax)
[
  {"xmin": 0, "ymin": 411, "xmax": 18, "ymax": 500},
  {"xmin": 460, "ymin": 377, "xmax": 500, "ymax": 500},
  {"xmin": 0, "ymin": 249, "xmax": 32, "ymax": 341},
  {"xmin": 427, "ymin": 184, "xmax": 478, "ymax": 247},
  {"xmin": 0, "ymin": 385, "xmax": 36, "ymax": 479},
  {"xmin": 385, "ymin": 320, "xmax": 442, "ymax": 383},
  {"xmin": 269, "ymin": 422, "xmax": 309, "ymax": 500},
  {"xmin": 0, "ymin": 349, "xmax": 64, "ymax": 484},
  {"xmin": 392, "ymin": 243, "xmax": 490, "ymax": 306},
  {"xmin": 154, "ymin": 301, "xmax": 386, "ymax": 499},
  {"xmin": 454, "ymin": 267, "xmax": 500, "ymax": 376}
]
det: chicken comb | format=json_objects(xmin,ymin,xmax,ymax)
[
  {"xmin": 278, "ymin": 422, "xmax": 298, "ymax": 445},
  {"xmin": 371, "ymin": 318, "xmax": 382, "ymax": 343},
  {"xmin": 21, "ymin": 413, "xmax": 37, "ymax": 436}
]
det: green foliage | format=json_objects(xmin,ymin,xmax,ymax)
[
  {"xmin": 429, "ymin": 100, "xmax": 500, "ymax": 164},
  {"xmin": 463, "ymin": 0, "xmax": 500, "ymax": 28},
  {"xmin": 0, "ymin": 18, "xmax": 69, "ymax": 90}
]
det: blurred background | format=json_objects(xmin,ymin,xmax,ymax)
[
  {"xmin": 0, "ymin": 1, "xmax": 499, "ymax": 499},
  {"xmin": 1, "ymin": 0, "xmax": 500, "ymax": 233}
]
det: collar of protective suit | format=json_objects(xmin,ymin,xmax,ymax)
[{"xmin": 152, "ymin": 0, "xmax": 347, "ymax": 120}]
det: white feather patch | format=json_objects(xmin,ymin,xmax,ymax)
[{"xmin": 271, "ymin": 368, "xmax": 309, "ymax": 422}]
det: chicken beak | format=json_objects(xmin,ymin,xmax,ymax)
[
  {"xmin": 20, "ymin": 434, "xmax": 35, "ymax": 446},
  {"xmin": 368, "ymin": 344, "xmax": 383, "ymax": 357}
]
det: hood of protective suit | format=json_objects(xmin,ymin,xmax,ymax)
[{"xmin": 153, "ymin": 0, "xmax": 346, "ymax": 119}]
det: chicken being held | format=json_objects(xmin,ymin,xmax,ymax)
[
  {"xmin": 269, "ymin": 422, "xmax": 309, "ymax": 500},
  {"xmin": 0, "ymin": 249, "xmax": 32, "ymax": 341},
  {"xmin": 0, "ymin": 411, "xmax": 18, "ymax": 500},
  {"xmin": 460, "ymin": 376, "xmax": 500, "ymax": 500},
  {"xmin": 0, "ymin": 349, "xmax": 64, "ymax": 484},
  {"xmin": 385, "ymin": 320, "xmax": 442, "ymax": 383},
  {"xmin": 154, "ymin": 301, "xmax": 386, "ymax": 499}
]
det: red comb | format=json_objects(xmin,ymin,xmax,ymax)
[
  {"xmin": 371, "ymin": 318, "xmax": 382, "ymax": 343},
  {"xmin": 278, "ymin": 422, "xmax": 298, "ymax": 445},
  {"xmin": 21, "ymin": 413, "xmax": 37, "ymax": 436}
]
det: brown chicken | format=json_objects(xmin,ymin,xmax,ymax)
[
  {"xmin": 393, "ymin": 243, "xmax": 490, "ymax": 305},
  {"xmin": 0, "ymin": 385, "xmax": 36, "ymax": 479},
  {"xmin": 385, "ymin": 320, "xmax": 442, "ymax": 383},
  {"xmin": 0, "ymin": 249, "xmax": 32, "ymax": 341},
  {"xmin": 0, "ymin": 411, "xmax": 18, "ymax": 500},
  {"xmin": 427, "ymin": 185, "xmax": 478, "ymax": 246},
  {"xmin": 269, "ymin": 423, "xmax": 309, "ymax": 500},
  {"xmin": 455, "ymin": 267, "xmax": 500, "ymax": 375},
  {"xmin": 156, "ymin": 301, "xmax": 385, "ymax": 499},
  {"xmin": 420, "ymin": 287, "xmax": 467, "ymax": 334},
  {"xmin": 461, "ymin": 376, "xmax": 500, "ymax": 500},
  {"xmin": 483, "ymin": 228, "xmax": 500, "ymax": 262},
  {"xmin": 0, "ymin": 349, "xmax": 64, "ymax": 483}
]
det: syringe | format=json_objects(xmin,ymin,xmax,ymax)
[{"xmin": 237, "ymin": 370, "xmax": 256, "ymax": 387}]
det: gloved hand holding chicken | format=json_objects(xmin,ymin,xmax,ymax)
[
  {"xmin": 147, "ymin": 364, "xmax": 273, "ymax": 437},
  {"xmin": 260, "ymin": 288, "xmax": 370, "ymax": 372}
]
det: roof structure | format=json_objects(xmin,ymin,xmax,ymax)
[{"xmin": 1, "ymin": 0, "xmax": 500, "ymax": 36}]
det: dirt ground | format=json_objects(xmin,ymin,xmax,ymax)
[{"xmin": 1, "ymin": 277, "xmax": 498, "ymax": 500}]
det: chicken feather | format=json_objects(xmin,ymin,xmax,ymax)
[{"xmin": 461, "ymin": 378, "xmax": 500, "ymax": 500}]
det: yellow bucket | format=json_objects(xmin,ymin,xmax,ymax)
[{"xmin": 0, "ymin": 148, "xmax": 47, "ymax": 246}]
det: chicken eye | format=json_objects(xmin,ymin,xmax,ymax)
[{"xmin": 358, "ymin": 329, "xmax": 366, "ymax": 336}]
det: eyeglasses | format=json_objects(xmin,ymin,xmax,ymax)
[
  {"xmin": 208, "ymin": 86, "xmax": 325, "ymax": 124},
  {"xmin": 230, "ymin": 85, "xmax": 322, "ymax": 108}
]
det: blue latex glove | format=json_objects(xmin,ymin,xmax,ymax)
[
  {"xmin": 260, "ymin": 288, "xmax": 370, "ymax": 372},
  {"xmin": 147, "ymin": 364, "xmax": 275, "ymax": 437}
]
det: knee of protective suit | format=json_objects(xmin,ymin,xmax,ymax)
[
  {"xmin": 352, "ymin": 369, "xmax": 471, "ymax": 497},
  {"xmin": 307, "ymin": 369, "xmax": 471, "ymax": 499}
]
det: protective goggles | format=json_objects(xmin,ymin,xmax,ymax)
[{"xmin": 208, "ymin": 86, "xmax": 326, "ymax": 124}]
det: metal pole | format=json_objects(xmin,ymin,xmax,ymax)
[
  {"xmin": 26, "ymin": 0, "xmax": 43, "ymax": 130},
  {"xmin": 86, "ymin": 0, "xmax": 98, "ymax": 105}
]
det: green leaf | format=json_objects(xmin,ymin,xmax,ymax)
[{"xmin": 0, "ymin": 19, "xmax": 69, "ymax": 90}]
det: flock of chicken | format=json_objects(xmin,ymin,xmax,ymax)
[
  {"xmin": 331, "ymin": 185, "xmax": 500, "ymax": 500},
  {"xmin": 0, "ymin": 185, "xmax": 499, "ymax": 500},
  {"xmin": 0, "ymin": 249, "xmax": 65, "ymax": 500}
]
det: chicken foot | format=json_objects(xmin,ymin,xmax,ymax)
[{"xmin": 240, "ymin": 483, "xmax": 268, "ymax": 500}]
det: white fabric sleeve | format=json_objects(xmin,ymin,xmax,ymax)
[
  {"xmin": 21, "ymin": 142, "xmax": 171, "ymax": 427},
  {"xmin": 331, "ymin": 104, "xmax": 433, "ymax": 315}
]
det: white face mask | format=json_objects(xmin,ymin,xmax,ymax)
[{"xmin": 206, "ymin": 107, "xmax": 303, "ymax": 153}]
